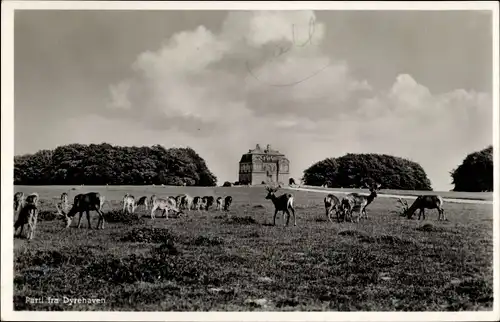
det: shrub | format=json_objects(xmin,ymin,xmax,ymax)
[
  {"xmin": 222, "ymin": 181, "xmax": 232, "ymax": 187},
  {"xmin": 451, "ymin": 145, "xmax": 493, "ymax": 192},
  {"xmin": 303, "ymin": 153, "xmax": 432, "ymax": 190}
]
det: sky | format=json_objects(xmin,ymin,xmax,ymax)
[{"xmin": 14, "ymin": 9, "xmax": 493, "ymax": 191}]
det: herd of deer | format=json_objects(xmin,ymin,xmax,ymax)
[
  {"xmin": 13, "ymin": 183, "xmax": 446, "ymax": 241},
  {"xmin": 323, "ymin": 183, "xmax": 446, "ymax": 223},
  {"xmin": 121, "ymin": 193, "xmax": 234, "ymax": 219}
]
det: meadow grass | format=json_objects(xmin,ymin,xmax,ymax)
[{"xmin": 12, "ymin": 185, "xmax": 494, "ymax": 311}]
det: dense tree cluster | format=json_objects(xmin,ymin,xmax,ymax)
[
  {"xmin": 451, "ymin": 145, "xmax": 493, "ymax": 192},
  {"xmin": 302, "ymin": 153, "xmax": 433, "ymax": 191},
  {"xmin": 14, "ymin": 143, "xmax": 217, "ymax": 186}
]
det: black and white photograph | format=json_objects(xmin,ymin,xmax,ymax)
[{"xmin": 1, "ymin": 1, "xmax": 499, "ymax": 321}]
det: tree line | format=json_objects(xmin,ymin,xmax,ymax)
[
  {"xmin": 302, "ymin": 146, "xmax": 493, "ymax": 192},
  {"xmin": 14, "ymin": 143, "xmax": 217, "ymax": 186}
]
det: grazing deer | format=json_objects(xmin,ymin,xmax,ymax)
[
  {"xmin": 223, "ymin": 196, "xmax": 233, "ymax": 212},
  {"xmin": 264, "ymin": 186, "xmax": 296, "ymax": 226},
  {"xmin": 192, "ymin": 196, "xmax": 203, "ymax": 211},
  {"xmin": 405, "ymin": 195, "xmax": 446, "ymax": 221},
  {"xmin": 175, "ymin": 195, "xmax": 184, "ymax": 209},
  {"xmin": 181, "ymin": 194, "xmax": 193, "ymax": 211},
  {"xmin": 203, "ymin": 196, "xmax": 215, "ymax": 211},
  {"xmin": 396, "ymin": 198, "xmax": 409, "ymax": 217},
  {"xmin": 150, "ymin": 197, "xmax": 183, "ymax": 220},
  {"xmin": 14, "ymin": 192, "xmax": 25, "ymax": 213},
  {"xmin": 341, "ymin": 183, "xmax": 381, "ymax": 223},
  {"xmin": 136, "ymin": 196, "xmax": 149, "ymax": 211},
  {"xmin": 14, "ymin": 202, "xmax": 38, "ymax": 240},
  {"xmin": 56, "ymin": 192, "xmax": 106, "ymax": 229},
  {"xmin": 324, "ymin": 194, "xmax": 341, "ymax": 223},
  {"xmin": 25, "ymin": 193, "xmax": 39, "ymax": 206},
  {"xmin": 216, "ymin": 197, "xmax": 223, "ymax": 211}
]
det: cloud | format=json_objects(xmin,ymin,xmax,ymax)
[{"xmin": 105, "ymin": 10, "xmax": 492, "ymax": 190}]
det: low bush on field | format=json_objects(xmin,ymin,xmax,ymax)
[
  {"xmin": 120, "ymin": 227, "xmax": 178, "ymax": 243},
  {"xmin": 224, "ymin": 216, "xmax": 258, "ymax": 225}
]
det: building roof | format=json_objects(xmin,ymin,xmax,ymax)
[{"xmin": 240, "ymin": 144, "xmax": 287, "ymax": 163}]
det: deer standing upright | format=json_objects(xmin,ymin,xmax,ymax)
[
  {"xmin": 324, "ymin": 194, "xmax": 341, "ymax": 223},
  {"xmin": 341, "ymin": 183, "xmax": 381, "ymax": 223},
  {"xmin": 265, "ymin": 186, "xmax": 296, "ymax": 226}
]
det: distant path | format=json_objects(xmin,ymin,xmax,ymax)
[{"xmin": 285, "ymin": 186, "xmax": 493, "ymax": 205}]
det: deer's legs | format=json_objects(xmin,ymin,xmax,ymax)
[
  {"xmin": 283, "ymin": 211, "xmax": 288, "ymax": 226},
  {"xmin": 289, "ymin": 207, "xmax": 297, "ymax": 226},
  {"xmin": 273, "ymin": 209, "xmax": 279, "ymax": 226},
  {"xmin": 96, "ymin": 209, "xmax": 105, "ymax": 229},
  {"xmin": 151, "ymin": 205, "xmax": 158, "ymax": 219},
  {"xmin": 86, "ymin": 210, "xmax": 92, "ymax": 229},
  {"xmin": 77, "ymin": 211, "xmax": 84, "ymax": 228}
]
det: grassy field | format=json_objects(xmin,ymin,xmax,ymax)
[{"xmin": 12, "ymin": 185, "xmax": 494, "ymax": 311}]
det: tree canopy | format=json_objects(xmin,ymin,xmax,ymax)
[
  {"xmin": 450, "ymin": 145, "xmax": 493, "ymax": 192},
  {"xmin": 302, "ymin": 153, "xmax": 433, "ymax": 191},
  {"xmin": 14, "ymin": 143, "xmax": 217, "ymax": 186}
]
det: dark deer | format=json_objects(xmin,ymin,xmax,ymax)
[
  {"xmin": 216, "ymin": 197, "xmax": 223, "ymax": 211},
  {"xmin": 341, "ymin": 183, "xmax": 381, "ymax": 222},
  {"xmin": 405, "ymin": 195, "xmax": 446, "ymax": 221},
  {"xmin": 324, "ymin": 194, "xmax": 341, "ymax": 223},
  {"xmin": 265, "ymin": 186, "xmax": 296, "ymax": 226},
  {"xmin": 136, "ymin": 196, "xmax": 149, "ymax": 211},
  {"xmin": 56, "ymin": 192, "xmax": 106, "ymax": 229},
  {"xmin": 223, "ymin": 196, "xmax": 233, "ymax": 211},
  {"xmin": 203, "ymin": 196, "xmax": 215, "ymax": 211}
]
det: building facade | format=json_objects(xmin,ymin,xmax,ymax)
[{"xmin": 238, "ymin": 144, "xmax": 290, "ymax": 185}]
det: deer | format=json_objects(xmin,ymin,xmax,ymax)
[
  {"xmin": 122, "ymin": 194, "xmax": 136, "ymax": 215},
  {"xmin": 180, "ymin": 194, "xmax": 193, "ymax": 211},
  {"xmin": 223, "ymin": 196, "xmax": 233, "ymax": 212},
  {"xmin": 14, "ymin": 192, "xmax": 25, "ymax": 213},
  {"xmin": 340, "ymin": 183, "xmax": 381, "ymax": 223},
  {"xmin": 405, "ymin": 195, "xmax": 446, "ymax": 221},
  {"xmin": 396, "ymin": 198, "xmax": 409, "ymax": 217},
  {"xmin": 135, "ymin": 196, "xmax": 149, "ymax": 211},
  {"xmin": 265, "ymin": 186, "xmax": 296, "ymax": 226},
  {"xmin": 216, "ymin": 197, "xmax": 223, "ymax": 211},
  {"xmin": 25, "ymin": 193, "xmax": 39, "ymax": 207},
  {"xmin": 56, "ymin": 192, "xmax": 106, "ymax": 229},
  {"xmin": 203, "ymin": 196, "xmax": 215, "ymax": 211},
  {"xmin": 150, "ymin": 197, "xmax": 184, "ymax": 220},
  {"xmin": 175, "ymin": 195, "xmax": 184, "ymax": 209},
  {"xmin": 191, "ymin": 196, "xmax": 203, "ymax": 211},
  {"xmin": 324, "ymin": 194, "xmax": 342, "ymax": 223},
  {"xmin": 14, "ymin": 202, "xmax": 39, "ymax": 240}
]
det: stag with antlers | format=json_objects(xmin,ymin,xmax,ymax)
[
  {"xmin": 340, "ymin": 183, "xmax": 381, "ymax": 223},
  {"xmin": 405, "ymin": 195, "xmax": 446, "ymax": 221},
  {"xmin": 265, "ymin": 185, "xmax": 296, "ymax": 226}
]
